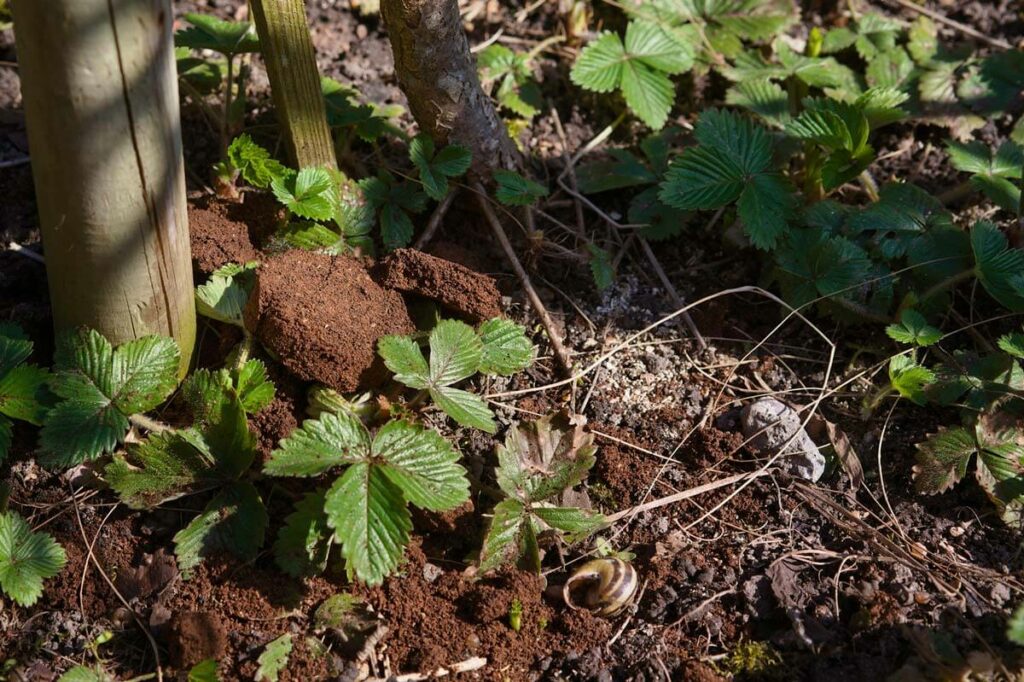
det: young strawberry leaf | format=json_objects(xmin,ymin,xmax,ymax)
[
  {"xmin": 196, "ymin": 262, "xmax": 258, "ymax": 328},
  {"xmin": 0, "ymin": 324, "xmax": 50, "ymax": 463},
  {"xmin": 723, "ymin": 43, "xmax": 858, "ymax": 92},
  {"xmin": 947, "ymin": 140, "xmax": 1023, "ymax": 214},
  {"xmin": 725, "ymin": 79, "xmax": 791, "ymax": 128},
  {"xmin": 227, "ymin": 134, "xmax": 288, "ymax": 189},
  {"xmin": 913, "ymin": 427, "xmax": 974, "ymax": 495},
  {"xmin": 173, "ymin": 480, "xmax": 267, "ymax": 576},
  {"xmin": 478, "ymin": 498, "xmax": 529, "ymax": 574},
  {"xmin": 175, "ymin": 13, "xmax": 259, "ymax": 56},
  {"xmin": 477, "ymin": 319, "xmax": 535, "ymax": 376},
  {"xmin": 478, "ymin": 45, "xmax": 542, "ymax": 119},
  {"xmin": 409, "ymin": 134, "xmax": 472, "ymax": 201},
  {"xmin": 886, "ymin": 310, "xmax": 942, "ymax": 347},
  {"xmin": 359, "ymin": 171, "xmax": 428, "ymax": 250},
  {"xmin": 889, "ymin": 354, "xmax": 935, "ymax": 406},
  {"xmin": 971, "ymin": 221, "xmax": 1024, "ymax": 312},
  {"xmin": 571, "ymin": 21, "xmax": 694, "ymax": 129},
  {"xmin": 41, "ymin": 329, "xmax": 180, "ymax": 467},
  {"xmin": 772, "ymin": 230, "xmax": 873, "ymax": 309},
  {"xmin": 493, "ymin": 169, "xmax": 549, "ymax": 206},
  {"xmin": 265, "ymin": 415, "xmax": 469, "ymax": 584},
  {"xmin": 998, "ymin": 332, "xmax": 1024, "ymax": 359},
  {"xmin": 273, "ymin": 489, "xmax": 331, "ymax": 578},
  {"xmin": 236, "ymin": 359, "xmax": 275, "ymax": 414},
  {"xmin": 0, "ymin": 510, "xmax": 66, "ymax": 607},
  {"xmin": 322, "ymin": 77, "xmax": 404, "ymax": 143},
  {"xmin": 272, "ymin": 167, "xmax": 336, "ymax": 221},
  {"xmin": 586, "ymin": 244, "xmax": 615, "ymax": 292},
  {"xmin": 660, "ymin": 109, "xmax": 795, "ymax": 249}
]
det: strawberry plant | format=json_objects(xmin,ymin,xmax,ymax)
[
  {"xmin": 175, "ymin": 13, "xmax": 260, "ymax": 153},
  {"xmin": 478, "ymin": 44, "xmax": 544, "ymax": 122},
  {"xmin": 377, "ymin": 318, "xmax": 535, "ymax": 434},
  {"xmin": 570, "ymin": 20, "xmax": 694, "ymax": 130},
  {"xmin": 659, "ymin": 108, "xmax": 796, "ymax": 250},
  {"xmin": 478, "ymin": 412, "xmax": 605, "ymax": 574},
  {"xmin": 322, "ymin": 77, "xmax": 404, "ymax": 146},
  {"xmin": 0, "ymin": 509, "xmax": 66, "ymax": 607},
  {"xmin": 947, "ymin": 139, "xmax": 1023, "ymax": 215},
  {"xmin": 264, "ymin": 411, "xmax": 469, "ymax": 584},
  {"xmin": 104, "ymin": 362, "xmax": 273, "ymax": 575},
  {"xmin": 408, "ymin": 134, "xmax": 472, "ymax": 202},
  {"xmin": 0, "ymin": 323, "xmax": 50, "ymax": 463},
  {"xmin": 39, "ymin": 329, "xmax": 180, "ymax": 468},
  {"xmin": 493, "ymin": 169, "xmax": 549, "ymax": 206}
]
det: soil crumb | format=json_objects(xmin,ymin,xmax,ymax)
[
  {"xmin": 168, "ymin": 611, "xmax": 228, "ymax": 668},
  {"xmin": 188, "ymin": 199, "xmax": 260, "ymax": 275},
  {"xmin": 374, "ymin": 248, "xmax": 503, "ymax": 322},
  {"xmin": 246, "ymin": 250, "xmax": 414, "ymax": 392}
]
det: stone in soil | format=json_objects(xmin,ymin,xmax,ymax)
[
  {"xmin": 245, "ymin": 249, "xmax": 415, "ymax": 392},
  {"xmin": 741, "ymin": 397, "xmax": 826, "ymax": 482},
  {"xmin": 373, "ymin": 248, "xmax": 503, "ymax": 322}
]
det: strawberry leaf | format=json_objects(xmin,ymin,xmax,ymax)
[
  {"xmin": 0, "ymin": 511, "xmax": 66, "ymax": 607},
  {"xmin": 886, "ymin": 310, "xmax": 942, "ymax": 347}
]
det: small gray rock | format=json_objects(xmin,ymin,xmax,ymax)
[
  {"xmin": 741, "ymin": 398, "xmax": 826, "ymax": 482},
  {"xmin": 422, "ymin": 562, "xmax": 443, "ymax": 583}
]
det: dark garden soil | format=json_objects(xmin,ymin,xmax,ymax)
[{"xmin": 3, "ymin": 1, "xmax": 1024, "ymax": 681}]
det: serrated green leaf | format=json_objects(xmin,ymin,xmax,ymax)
[
  {"xmin": 429, "ymin": 320, "xmax": 483, "ymax": 385},
  {"xmin": 188, "ymin": 659, "xmax": 219, "ymax": 682},
  {"xmin": 236, "ymin": 359, "xmax": 275, "ymax": 413},
  {"xmin": 0, "ymin": 323, "xmax": 32, "ymax": 380},
  {"xmin": 886, "ymin": 310, "xmax": 942, "ymax": 347},
  {"xmin": 785, "ymin": 109, "xmax": 853, "ymax": 150},
  {"xmin": 176, "ymin": 13, "xmax": 259, "ymax": 55},
  {"xmin": 278, "ymin": 221, "xmax": 346, "ymax": 254},
  {"xmin": 478, "ymin": 319, "xmax": 534, "ymax": 375},
  {"xmin": 256, "ymin": 634, "xmax": 293, "ymax": 682},
  {"xmin": 272, "ymin": 168, "xmax": 335, "ymax": 221},
  {"xmin": 0, "ymin": 511, "xmax": 66, "ymax": 607},
  {"xmin": 180, "ymin": 370, "xmax": 255, "ymax": 476},
  {"xmin": 0, "ymin": 364, "xmax": 50, "ymax": 425},
  {"xmin": 478, "ymin": 498, "xmax": 527, "ymax": 574},
  {"xmin": 496, "ymin": 412, "xmax": 597, "ymax": 503},
  {"xmin": 972, "ymin": 221, "xmax": 1024, "ymax": 311},
  {"xmin": 41, "ymin": 329, "xmax": 179, "ymax": 466},
  {"xmin": 431, "ymin": 386, "xmax": 496, "ymax": 433},
  {"xmin": 694, "ymin": 108, "xmax": 772, "ymax": 173},
  {"xmin": 659, "ymin": 145, "xmax": 744, "ymax": 210},
  {"xmin": 725, "ymin": 79, "xmax": 791, "ymax": 127},
  {"xmin": 227, "ymin": 134, "xmax": 287, "ymax": 188},
  {"xmin": 173, "ymin": 481, "xmax": 267, "ymax": 577},
  {"xmin": 998, "ymin": 332, "xmax": 1024, "ymax": 358},
  {"xmin": 889, "ymin": 354, "xmax": 935, "ymax": 406},
  {"xmin": 377, "ymin": 336, "xmax": 430, "ymax": 389},
  {"xmin": 737, "ymin": 172, "xmax": 795, "ymax": 250},
  {"xmin": 587, "ymin": 244, "xmax": 615, "ymax": 292},
  {"xmin": 493, "ymin": 170, "xmax": 549, "ymax": 206},
  {"xmin": 274, "ymin": 489, "xmax": 332, "ymax": 578},
  {"xmin": 374, "ymin": 419, "xmax": 469, "ymax": 510},
  {"xmin": 195, "ymin": 261, "xmax": 258, "ymax": 328},
  {"xmin": 624, "ymin": 19, "xmax": 694, "ymax": 74},
  {"xmin": 105, "ymin": 430, "xmax": 221, "ymax": 509},
  {"xmin": 532, "ymin": 506, "xmax": 605, "ymax": 541},
  {"xmin": 410, "ymin": 135, "xmax": 472, "ymax": 201},
  {"xmin": 265, "ymin": 411, "xmax": 370, "ymax": 477},
  {"xmin": 57, "ymin": 667, "xmax": 113, "ymax": 682},
  {"xmin": 621, "ymin": 60, "xmax": 676, "ymax": 130},
  {"xmin": 570, "ymin": 32, "xmax": 625, "ymax": 94},
  {"xmin": 914, "ymin": 427, "xmax": 975, "ymax": 495},
  {"xmin": 325, "ymin": 462, "xmax": 410, "ymax": 585}
]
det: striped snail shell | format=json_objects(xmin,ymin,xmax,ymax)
[{"xmin": 562, "ymin": 558, "xmax": 638, "ymax": 617}]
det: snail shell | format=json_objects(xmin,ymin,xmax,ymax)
[{"xmin": 562, "ymin": 558, "xmax": 638, "ymax": 617}]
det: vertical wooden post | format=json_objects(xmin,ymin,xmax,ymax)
[
  {"xmin": 249, "ymin": 0, "xmax": 337, "ymax": 169},
  {"xmin": 11, "ymin": 0, "xmax": 196, "ymax": 375}
]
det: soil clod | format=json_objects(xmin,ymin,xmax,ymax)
[{"xmin": 373, "ymin": 248, "xmax": 503, "ymax": 322}]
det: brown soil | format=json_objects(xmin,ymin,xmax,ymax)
[
  {"xmin": 245, "ymin": 249, "xmax": 415, "ymax": 392},
  {"xmin": 374, "ymin": 248, "xmax": 503, "ymax": 322},
  {"xmin": 363, "ymin": 542, "xmax": 612, "ymax": 679},
  {"xmin": 168, "ymin": 611, "xmax": 229, "ymax": 668},
  {"xmin": 188, "ymin": 198, "xmax": 261, "ymax": 276}
]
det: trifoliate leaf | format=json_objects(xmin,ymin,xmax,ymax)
[
  {"xmin": 725, "ymin": 79, "xmax": 791, "ymax": 128},
  {"xmin": 478, "ymin": 319, "xmax": 534, "ymax": 376},
  {"xmin": 866, "ymin": 47, "xmax": 914, "ymax": 89},
  {"xmin": 409, "ymin": 134, "xmax": 472, "ymax": 201},
  {"xmin": 322, "ymin": 77, "xmax": 403, "ymax": 142},
  {"xmin": 848, "ymin": 183, "xmax": 955, "ymax": 260},
  {"xmin": 571, "ymin": 21, "xmax": 693, "ymax": 129},
  {"xmin": 587, "ymin": 244, "xmax": 615, "ymax": 292},
  {"xmin": 274, "ymin": 490, "xmax": 332, "ymax": 578},
  {"xmin": 971, "ymin": 221, "xmax": 1024, "ymax": 312},
  {"xmin": 886, "ymin": 310, "xmax": 942, "ymax": 347},
  {"xmin": 359, "ymin": 172, "xmax": 428, "ymax": 250},
  {"xmin": 773, "ymin": 230, "xmax": 873, "ymax": 309},
  {"xmin": 196, "ymin": 261, "xmax": 258, "ymax": 328},
  {"xmin": 478, "ymin": 498, "xmax": 527, "ymax": 575},
  {"xmin": 173, "ymin": 481, "xmax": 268, "ymax": 577},
  {"xmin": 41, "ymin": 330, "xmax": 180, "ymax": 467},
  {"xmin": 947, "ymin": 140, "xmax": 1023, "ymax": 214},
  {"xmin": 913, "ymin": 427, "xmax": 974, "ymax": 495},
  {"xmin": 227, "ymin": 134, "xmax": 287, "ymax": 189},
  {"xmin": 265, "ymin": 411, "xmax": 370, "ymax": 477},
  {"xmin": 374, "ymin": 419, "xmax": 469, "ymax": 510},
  {"xmin": 998, "ymin": 332, "xmax": 1024, "ymax": 359},
  {"xmin": 325, "ymin": 462, "xmax": 410, "ymax": 586},
  {"xmin": 236, "ymin": 359, "xmax": 275, "ymax": 414},
  {"xmin": 255, "ymin": 634, "xmax": 293, "ymax": 682},
  {"xmin": 493, "ymin": 170, "xmax": 549, "ymax": 206},
  {"xmin": 0, "ymin": 511, "xmax": 66, "ymax": 607},
  {"xmin": 272, "ymin": 167, "xmax": 335, "ymax": 221},
  {"xmin": 105, "ymin": 430, "xmax": 224, "ymax": 509},
  {"xmin": 175, "ymin": 13, "xmax": 259, "ymax": 55},
  {"xmin": 723, "ymin": 45, "xmax": 857, "ymax": 91},
  {"xmin": 180, "ymin": 369, "xmax": 255, "ymax": 474},
  {"xmin": 889, "ymin": 354, "xmax": 935, "ymax": 406},
  {"xmin": 928, "ymin": 350, "xmax": 1024, "ymax": 410}
]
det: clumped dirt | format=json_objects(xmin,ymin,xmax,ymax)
[
  {"xmin": 188, "ymin": 198, "xmax": 261, "ymax": 275},
  {"xmin": 245, "ymin": 249, "xmax": 415, "ymax": 392},
  {"xmin": 168, "ymin": 611, "xmax": 228, "ymax": 668},
  {"xmin": 374, "ymin": 247, "xmax": 503, "ymax": 322}
]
